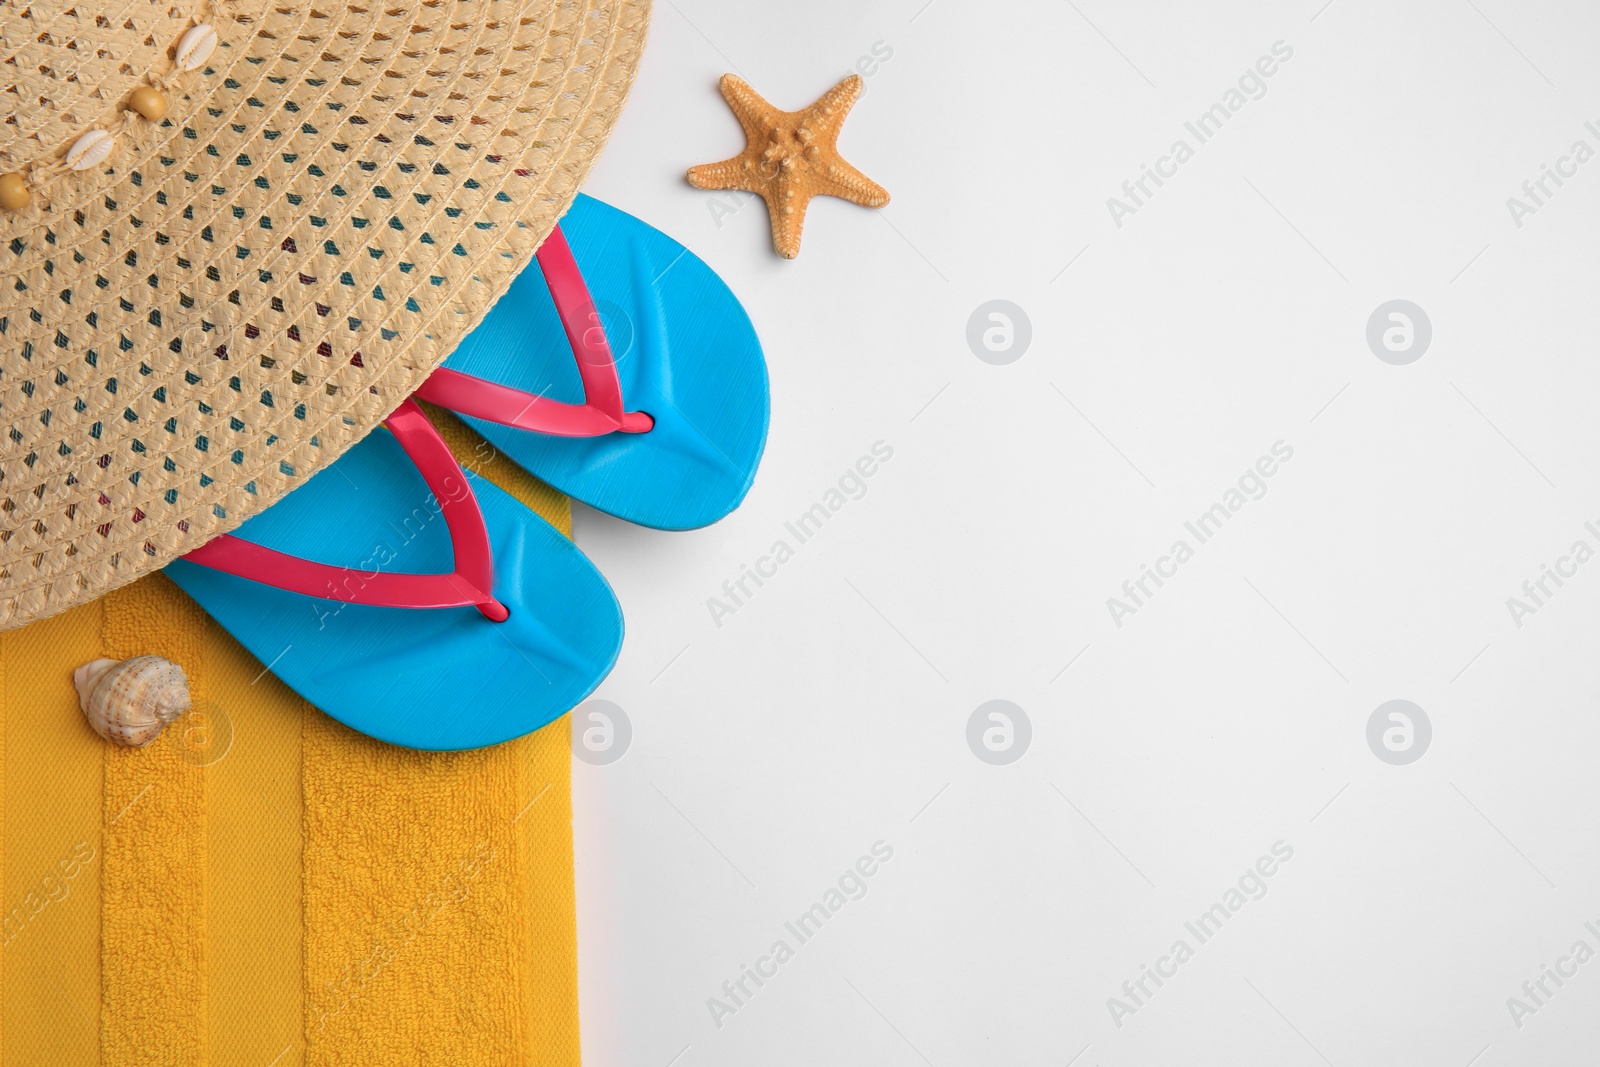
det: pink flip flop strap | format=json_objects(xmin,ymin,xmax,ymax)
[
  {"xmin": 181, "ymin": 398, "xmax": 509, "ymax": 622},
  {"xmin": 413, "ymin": 224, "xmax": 653, "ymax": 437}
]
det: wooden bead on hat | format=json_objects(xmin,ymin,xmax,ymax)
[
  {"xmin": 129, "ymin": 85, "xmax": 168, "ymax": 121},
  {"xmin": 0, "ymin": 173, "xmax": 28, "ymax": 211}
]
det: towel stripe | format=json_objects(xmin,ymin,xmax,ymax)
[
  {"xmin": 523, "ymin": 714, "xmax": 582, "ymax": 1067},
  {"xmin": 303, "ymin": 718, "xmax": 531, "ymax": 1064},
  {"xmin": 204, "ymin": 620, "xmax": 305, "ymax": 1065},
  {"xmin": 0, "ymin": 602, "xmax": 106, "ymax": 1062},
  {"xmin": 303, "ymin": 406, "xmax": 573, "ymax": 1065},
  {"xmin": 102, "ymin": 577, "xmax": 210, "ymax": 1067}
]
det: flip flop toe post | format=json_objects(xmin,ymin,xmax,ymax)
[
  {"xmin": 167, "ymin": 400, "xmax": 622, "ymax": 751},
  {"xmin": 419, "ymin": 194, "xmax": 769, "ymax": 530}
]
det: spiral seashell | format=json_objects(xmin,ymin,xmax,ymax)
[
  {"xmin": 65, "ymin": 129, "xmax": 115, "ymax": 171},
  {"xmin": 73, "ymin": 656, "xmax": 192, "ymax": 747},
  {"xmin": 175, "ymin": 24, "xmax": 218, "ymax": 72}
]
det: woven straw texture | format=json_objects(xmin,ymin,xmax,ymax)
[{"xmin": 0, "ymin": 0, "xmax": 649, "ymax": 630}]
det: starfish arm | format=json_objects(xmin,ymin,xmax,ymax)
[
  {"xmin": 767, "ymin": 179, "xmax": 813, "ymax": 259},
  {"xmin": 691, "ymin": 73, "xmax": 883, "ymax": 258},
  {"xmin": 718, "ymin": 73, "xmax": 783, "ymax": 148},
  {"xmin": 686, "ymin": 156, "xmax": 760, "ymax": 193},
  {"xmin": 802, "ymin": 74, "xmax": 865, "ymax": 142},
  {"xmin": 812, "ymin": 155, "xmax": 890, "ymax": 209}
]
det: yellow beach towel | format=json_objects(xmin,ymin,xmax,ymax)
[{"xmin": 0, "ymin": 406, "xmax": 582, "ymax": 1066}]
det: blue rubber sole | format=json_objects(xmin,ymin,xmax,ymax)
[
  {"xmin": 443, "ymin": 195, "xmax": 770, "ymax": 530},
  {"xmin": 167, "ymin": 429, "xmax": 623, "ymax": 751}
]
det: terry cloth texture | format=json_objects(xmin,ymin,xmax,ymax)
[
  {"xmin": 0, "ymin": 406, "xmax": 581, "ymax": 1065},
  {"xmin": 103, "ymin": 579, "xmax": 210, "ymax": 1066}
]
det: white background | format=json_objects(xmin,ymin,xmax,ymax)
[{"xmin": 572, "ymin": 2, "xmax": 1600, "ymax": 1064}]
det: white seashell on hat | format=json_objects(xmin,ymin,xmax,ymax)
[
  {"xmin": 65, "ymin": 130, "xmax": 116, "ymax": 172},
  {"xmin": 175, "ymin": 24, "xmax": 220, "ymax": 71}
]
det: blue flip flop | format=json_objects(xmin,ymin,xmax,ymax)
[
  {"xmin": 165, "ymin": 400, "xmax": 622, "ymax": 751},
  {"xmin": 415, "ymin": 194, "xmax": 769, "ymax": 530}
]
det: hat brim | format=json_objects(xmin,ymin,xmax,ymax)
[{"xmin": 0, "ymin": 0, "xmax": 651, "ymax": 629}]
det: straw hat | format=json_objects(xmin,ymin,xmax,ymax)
[{"xmin": 0, "ymin": 0, "xmax": 649, "ymax": 629}]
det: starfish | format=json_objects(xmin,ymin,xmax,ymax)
[{"xmin": 687, "ymin": 73, "xmax": 889, "ymax": 259}]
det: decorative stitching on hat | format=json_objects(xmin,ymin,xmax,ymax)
[{"xmin": 5, "ymin": 2, "xmax": 235, "ymax": 209}]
